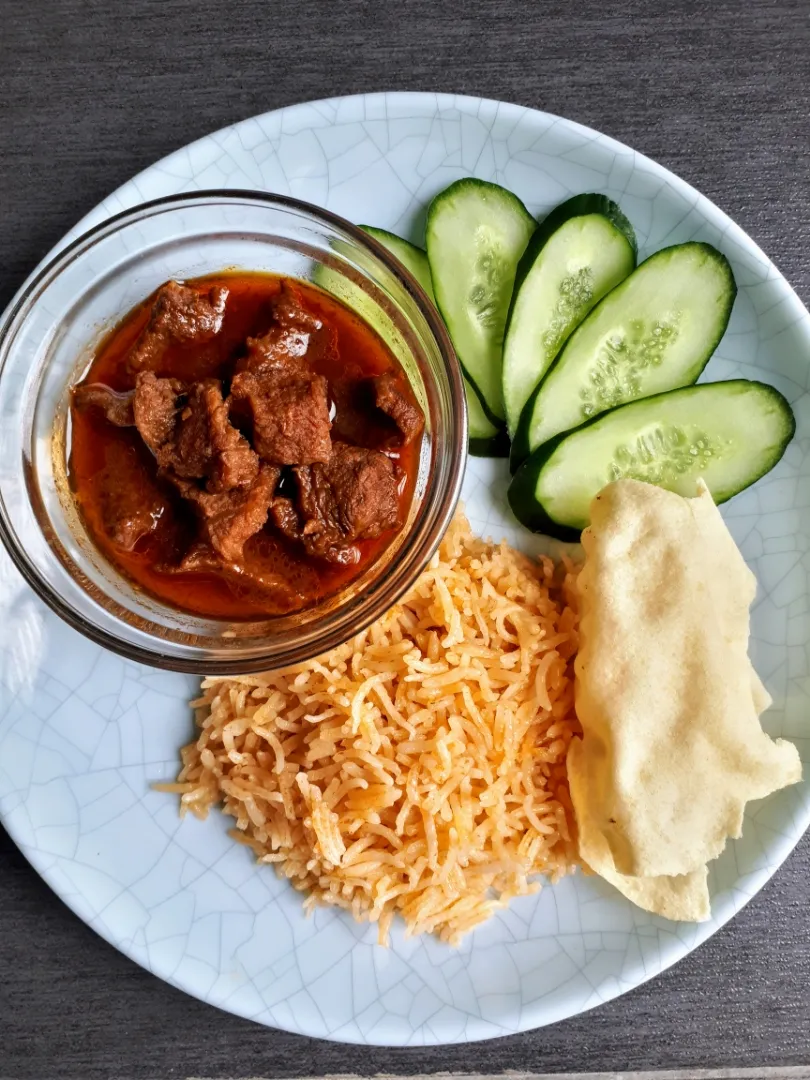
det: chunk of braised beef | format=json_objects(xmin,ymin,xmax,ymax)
[
  {"xmin": 219, "ymin": 557, "xmax": 307, "ymax": 612},
  {"xmin": 292, "ymin": 443, "xmax": 399, "ymax": 562},
  {"xmin": 72, "ymin": 383, "xmax": 135, "ymax": 427},
  {"xmin": 173, "ymin": 380, "xmax": 259, "ymax": 491},
  {"xmin": 268, "ymin": 496, "xmax": 301, "ymax": 540},
  {"xmin": 173, "ymin": 543, "xmax": 222, "ymax": 574},
  {"xmin": 274, "ymin": 282, "xmax": 323, "ymax": 332},
  {"xmin": 128, "ymin": 280, "xmax": 228, "ymax": 372},
  {"xmin": 134, "ymin": 374, "xmax": 259, "ymax": 492},
  {"xmin": 169, "ymin": 465, "xmax": 279, "ymax": 562},
  {"xmin": 229, "ymin": 369, "xmax": 332, "ymax": 466},
  {"xmin": 95, "ymin": 442, "xmax": 169, "ymax": 551},
  {"xmin": 329, "ymin": 377, "xmax": 394, "ymax": 449},
  {"xmin": 372, "ymin": 372, "xmax": 425, "ymax": 446},
  {"xmin": 163, "ymin": 540, "xmax": 307, "ymax": 613},
  {"xmin": 132, "ymin": 373, "xmax": 185, "ymax": 453},
  {"xmin": 236, "ymin": 282, "xmax": 324, "ymax": 375}
]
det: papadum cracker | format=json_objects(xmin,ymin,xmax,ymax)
[
  {"xmin": 568, "ymin": 738, "xmax": 710, "ymax": 921},
  {"xmin": 569, "ymin": 479, "xmax": 801, "ymax": 918}
]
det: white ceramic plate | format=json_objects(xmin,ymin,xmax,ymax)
[{"xmin": 1, "ymin": 92, "xmax": 809, "ymax": 1046}]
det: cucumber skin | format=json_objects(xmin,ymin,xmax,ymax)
[
  {"xmin": 359, "ymin": 221, "xmax": 507, "ymax": 457},
  {"xmin": 426, "ymin": 178, "xmax": 535, "ymax": 427},
  {"xmin": 503, "ymin": 193, "xmax": 637, "ymax": 441},
  {"xmin": 510, "ymin": 378, "xmax": 559, "ymax": 474},
  {"xmin": 509, "ymin": 241, "xmax": 738, "ymax": 474},
  {"xmin": 466, "ymin": 371, "xmax": 510, "ymax": 456},
  {"xmin": 508, "ymin": 379, "xmax": 796, "ymax": 541},
  {"xmin": 508, "ymin": 433, "xmax": 584, "ymax": 541},
  {"xmin": 509, "ymin": 194, "xmax": 637, "ymax": 305},
  {"xmin": 470, "ymin": 430, "xmax": 511, "ymax": 457}
]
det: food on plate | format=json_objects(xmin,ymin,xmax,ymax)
[
  {"xmin": 568, "ymin": 765, "xmax": 712, "ymax": 922},
  {"xmin": 151, "ymin": 185, "xmax": 800, "ymax": 939},
  {"xmin": 508, "ymin": 380, "xmax": 795, "ymax": 540},
  {"xmin": 161, "ymin": 474, "xmax": 803, "ymax": 935},
  {"xmin": 502, "ymin": 193, "xmax": 636, "ymax": 439},
  {"xmin": 568, "ymin": 478, "xmax": 802, "ymax": 918},
  {"xmin": 464, "ymin": 379, "xmax": 509, "ymax": 457},
  {"xmin": 160, "ymin": 510, "xmax": 581, "ymax": 945},
  {"xmin": 69, "ymin": 274, "xmax": 424, "ymax": 619},
  {"xmin": 359, "ymin": 185, "xmax": 794, "ymax": 531},
  {"xmin": 426, "ymin": 178, "xmax": 535, "ymax": 425},
  {"xmin": 510, "ymin": 242, "xmax": 736, "ymax": 470},
  {"xmin": 359, "ymin": 225, "xmax": 508, "ymax": 458}
]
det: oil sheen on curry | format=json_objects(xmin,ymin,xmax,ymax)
[{"xmin": 68, "ymin": 274, "xmax": 425, "ymax": 619}]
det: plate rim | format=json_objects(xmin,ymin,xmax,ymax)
[{"xmin": 2, "ymin": 89, "xmax": 809, "ymax": 1045}]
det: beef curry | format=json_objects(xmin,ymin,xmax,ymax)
[{"xmin": 69, "ymin": 274, "xmax": 424, "ymax": 619}]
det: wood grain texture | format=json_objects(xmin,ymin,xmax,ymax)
[{"xmin": 0, "ymin": 0, "xmax": 809, "ymax": 1077}]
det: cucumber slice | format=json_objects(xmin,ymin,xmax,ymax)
[
  {"xmin": 508, "ymin": 380, "xmax": 795, "ymax": 539},
  {"xmin": 427, "ymin": 179, "xmax": 536, "ymax": 424},
  {"xmin": 502, "ymin": 194, "xmax": 636, "ymax": 438},
  {"xmin": 359, "ymin": 226, "xmax": 435, "ymax": 299},
  {"xmin": 466, "ymin": 379, "xmax": 509, "ymax": 457},
  {"xmin": 511, "ymin": 242, "xmax": 737, "ymax": 471},
  {"xmin": 359, "ymin": 225, "xmax": 506, "ymax": 457}
]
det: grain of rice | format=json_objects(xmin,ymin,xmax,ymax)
[{"xmin": 158, "ymin": 510, "xmax": 581, "ymax": 945}]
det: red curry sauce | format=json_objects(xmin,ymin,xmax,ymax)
[{"xmin": 68, "ymin": 273, "xmax": 423, "ymax": 620}]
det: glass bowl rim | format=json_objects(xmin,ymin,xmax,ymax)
[{"xmin": 0, "ymin": 188, "xmax": 467, "ymax": 673}]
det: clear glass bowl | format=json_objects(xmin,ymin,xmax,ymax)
[{"xmin": 0, "ymin": 191, "xmax": 466, "ymax": 673}]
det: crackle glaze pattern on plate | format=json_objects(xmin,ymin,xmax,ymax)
[{"xmin": 1, "ymin": 92, "xmax": 809, "ymax": 1046}]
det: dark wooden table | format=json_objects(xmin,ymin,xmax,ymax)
[{"xmin": 1, "ymin": 1, "xmax": 809, "ymax": 1078}]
